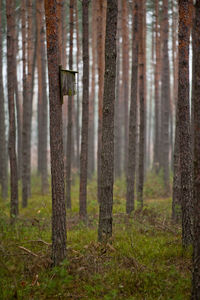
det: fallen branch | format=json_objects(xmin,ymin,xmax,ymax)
[{"xmin": 18, "ymin": 246, "xmax": 38, "ymax": 257}]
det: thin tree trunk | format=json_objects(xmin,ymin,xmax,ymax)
[
  {"xmin": 137, "ymin": 0, "xmax": 146, "ymax": 208},
  {"xmin": 79, "ymin": 0, "xmax": 89, "ymax": 219},
  {"xmin": 97, "ymin": 0, "xmax": 107, "ymax": 203},
  {"xmin": 45, "ymin": 0, "xmax": 66, "ymax": 266},
  {"xmin": 0, "ymin": 0, "xmax": 8, "ymax": 200},
  {"xmin": 126, "ymin": 0, "xmax": 139, "ymax": 214},
  {"xmin": 66, "ymin": 0, "xmax": 74, "ymax": 209},
  {"xmin": 192, "ymin": 1, "xmax": 200, "ymax": 297},
  {"xmin": 36, "ymin": 0, "xmax": 49, "ymax": 194},
  {"xmin": 98, "ymin": 0, "xmax": 117, "ymax": 242},
  {"xmin": 88, "ymin": 0, "xmax": 96, "ymax": 179},
  {"xmin": 122, "ymin": 0, "xmax": 130, "ymax": 175},
  {"xmin": 6, "ymin": 0, "xmax": 18, "ymax": 218},
  {"xmin": 160, "ymin": 0, "xmax": 170, "ymax": 194},
  {"xmin": 178, "ymin": 0, "xmax": 193, "ymax": 247}
]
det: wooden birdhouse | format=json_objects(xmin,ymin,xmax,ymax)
[{"xmin": 59, "ymin": 66, "xmax": 78, "ymax": 103}]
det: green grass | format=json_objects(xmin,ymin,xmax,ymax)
[{"xmin": 0, "ymin": 173, "xmax": 191, "ymax": 299}]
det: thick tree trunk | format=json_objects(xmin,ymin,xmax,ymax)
[
  {"xmin": 36, "ymin": 0, "xmax": 49, "ymax": 194},
  {"xmin": 66, "ymin": 0, "xmax": 74, "ymax": 209},
  {"xmin": 178, "ymin": 0, "xmax": 193, "ymax": 247},
  {"xmin": 6, "ymin": 0, "xmax": 18, "ymax": 218},
  {"xmin": 126, "ymin": 0, "xmax": 139, "ymax": 214},
  {"xmin": 45, "ymin": 0, "xmax": 66, "ymax": 266},
  {"xmin": 192, "ymin": 2, "xmax": 200, "ymax": 297},
  {"xmin": 98, "ymin": 0, "xmax": 117, "ymax": 242},
  {"xmin": 79, "ymin": 0, "xmax": 89, "ymax": 219},
  {"xmin": 0, "ymin": 0, "xmax": 8, "ymax": 200}
]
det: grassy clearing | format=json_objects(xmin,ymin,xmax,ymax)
[{"xmin": 0, "ymin": 173, "xmax": 191, "ymax": 299}]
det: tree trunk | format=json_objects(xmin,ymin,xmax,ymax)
[
  {"xmin": 192, "ymin": 1, "xmax": 200, "ymax": 297},
  {"xmin": 126, "ymin": 0, "xmax": 139, "ymax": 214},
  {"xmin": 98, "ymin": 0, "xmax": 117, "ymax": 242},
  {"xmin": 6, "ymin": 0, "xmax": 18, "ymax": 218},
  {"xmin": 122, "ymin": 0, "xmax": 130, "ymax": 175},
  {"xmin": 79, "ymin": 0, "xmax": 89, "ymax": 219},
  {"xmin": 178, "ymin": 0, "xmax": 193, "ymax": 247},
  {"xmin": 66, "ymin": 0, "xmax": 74, "ymax": 209},
  {"xmin": 22, "ymin": 0, "xmax": 36, "ymax": 207},
  {"xmin": 45, "ymin": 0, "xmax": 66, "ymax": 266},
  {"xmin": 0, "ymin": 0, "xmax": 8, "ymax": 200},
  {"xmin": 97, "ymin": 0, "xmax": 107, "ymax": 203},
  {"xmin": 88, "ymin": 0, "xmax": 96, "ymax": 179},
  {"xmin": 36, "ymin": 0, "xmax": 49, "ymax": 194},
  {"xmin": 137, "ymin": 0, "xmax": 146, "ymax": 208}
]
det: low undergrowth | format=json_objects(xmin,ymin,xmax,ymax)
[{"xmin": 0, "ymin": 175, "xmax": 191, "ymax": 299}]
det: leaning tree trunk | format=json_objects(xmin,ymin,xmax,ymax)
[
  {"xmin": 126, "ymin": 0, "xmax": 139, "ymax": 214},
  {"xmin": 178, "ymin": 0, "xmax": 193, "ymax": 247},
  {"xmin": 0, "ymin": 0, "xmax": 8, "ymax": 200},
  {"xmin": 192, "ymin": 1, "xmax": 200, "ymax": 298},
  {"xmin": 79, "ymin": 0, "xmax": 89, "ymax": 220},
  {"xmin": 6, "ymin": 0, "xmax": 18, "ymax": 218},
  {"xmin": 98, "ymin": 0, "xmax": 118, "ymax": 242},
  {"xmin": 45, "ymin": 0, "xmax": 66, "ymax": 266}
]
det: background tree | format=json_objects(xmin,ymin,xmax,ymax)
[
  {"xmin": 79, "ymin": 0, "xmax": 89, "ymax": 219},
  {"xmin": 6, "ymin": 0, "xmax": 18, "ymax": 218},
  {"xmin": 126, "ymin": 0, "xmax": 139, "ymax": 214},
  {"xmin": 0, "ymin": 0, "xmax": 8, "ymax": 200},
  {"xmin": 98, "ymin": 0, "xmax": 117, "ymax": 242},
  {"xmin": 45, "ymin": 0, "xmax": 66, "ymax": 266}
]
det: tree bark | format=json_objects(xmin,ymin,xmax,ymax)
[
  {"xmin": 0, "ymin": 0, "xmax": 8, "ymax": 200},
  {"xmin": 178, "ymin": 0, "xmax": 193, "ymax": 247},
  {"xmin": 36, "ymin": 0, "xmax": 49, "ymax": 194},
  {"xmin": 137, "ymin": 0, "xmax": 146, "ymax": 208},
  {"xmin": 126, "ymin": 0, "xmax": 139, "ymax": 214},
  {"xmin": 79, "ymin": 0, "xmax": 89, "ymax": 219},
  {"xmin": 6, "ymin": 0, "xmax": 18, "ymax": 218},
  {"xmin": 98, "ymin": 0, "xmax": 117, "ymax": 242},
  {"xmin": 45, "ymin": 0, "xmax": 66, "ymax": 266}
]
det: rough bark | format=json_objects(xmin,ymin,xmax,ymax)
[
  {"xmin": 6, "ymin": 0, "xmax": 18, "ymax": 217},
  {"xmin": 98, "ymin": 0, "xmax": 117, "ymax": 242},
  {"xmin": 137, "ymin": 0, "xmax": 146, "ymax": 208},
  {"xmin": 36, "ymin": 0, "xmax": 49, "ymax": 194},
  {"xmin": 178, "ymin": 0, "xmax": 193, "ymax": 247},
  {"xmin": 126, "ymin": 0, "xmax": 139, "ymax": 214},
  {"xmin": 0, "ymin": 0, "xmax": 8, "ymax": 200},
  {"xmin": 66, "ymin": 0, "xmax": 74, "ymax": 209},
  {"xmin": 192, "ymin": 1, "xmax": 200, "ymax": 298},
  {"xmin": 79, "ymin": 0, "xmax": 89, "ymax": 219},
  {"xmin": 44, "ymin": 0, "xmax": 66, "ymax": 266},
  {"xmin": 97, "ymin": 0, "xmax": 107, "ymax": 203}
]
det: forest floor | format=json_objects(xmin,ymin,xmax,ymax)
[{"xmin": 0, "ymin": 174, "xmax": 191, "ymax": 300}]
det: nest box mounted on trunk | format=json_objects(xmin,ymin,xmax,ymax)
[{"xmin": 59, "ymin": 65, "xmax": 78, "ymax": 103}]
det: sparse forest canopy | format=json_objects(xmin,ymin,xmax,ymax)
[{"xmin": 0, "ymin": 0, "xmax": 200, "ymax": 299}]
